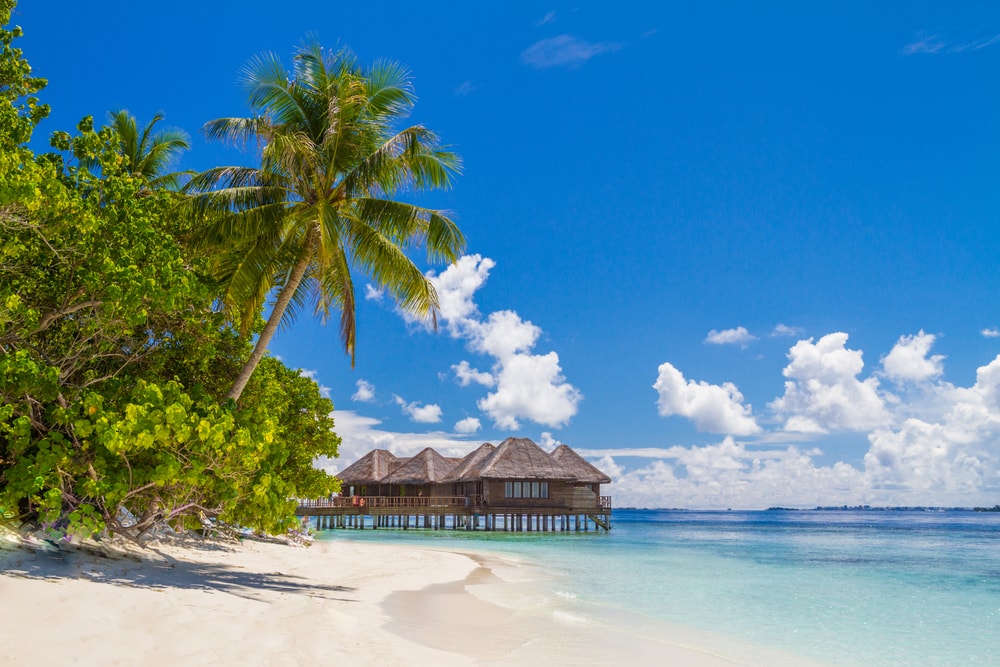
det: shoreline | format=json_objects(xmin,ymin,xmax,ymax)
[
  {"xmin": 379, "ymin": 542, "xmax": 827, "ymax": 666},
  {"xmin": 1, "ymin": 530, "xmax": 822, "ymax": 666}
]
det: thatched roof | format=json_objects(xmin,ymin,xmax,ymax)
[
  {"xmin": 475, "ymin": 437, "xmax": 574, "ymax": 480},
  {"xmin": 442, "ymin": 443, "xmax": 496, "ymax": 482},
  {"xmin": 550, "ymin": 444, "xmax": 612, "ymax": 484},
  {"xmin": 336, "ymin": 449, "xmax": 403, "ymax": 484},
  {"xmin": 381, "ymin": 447, "xmax": 458, "ymax": 485}
]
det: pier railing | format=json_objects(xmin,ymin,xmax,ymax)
[
  {"xmin": 298, "ymin": 495, "xmax": 612, "ymax": 512},
  {"xmin": 297, "ymin": 496, "xmax": 482, "ymax": 510}
]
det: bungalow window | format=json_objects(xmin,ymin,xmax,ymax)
[{"xmin": 504, "ymin": 481, "xmax": 549, "ymax": 499}]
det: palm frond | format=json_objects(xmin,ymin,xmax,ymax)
[
  {"xmin": 316, "ymin": 244, "xmax": 356, "ymax": 364},
  {"xmin": 365, "ymin": 59, "xmax": 414, "ymax": 119},
  {"xmin": 192, "ymin": 40, "xmax": 463, "ymax": 388},
  {"xmin": 202, "ymin": 116, "xmax": 271, "ymax": 148},
  {"xmin": 344, "ymin": 218, "xmax": 438, "ymax": 320}
]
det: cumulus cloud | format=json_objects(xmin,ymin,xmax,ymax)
[
  {"xmin": 652, "ymin": 362, "xmax": 761, "ymax": 435},
  {"xmin": 428, "ymin": 255, "xmax": 583, "ymax": 430},
  {"xmin": 604, "ymin": 437, "xmax": 868, "ymax": 509},
  {"xmin": 393, "ymin": 395, "xmax": 443, "ymax": 424},
  {"xmin": 324, "ymin": 327, "xmax": 1000, "ymax": 507},
  {"xmin": 539, "ymin": 432, "xmax": 562, "ymax": 451},
  {"xmin": 640, "ymin": 331, "xmax": 1000, "ymax": 507},
  {"xmin": 453, "ymin": 360, "xmax": 495, "ymax": 387},
  {"xmin": 769, "ymin": 333, "xmax": 889, "ymax": 433},
  {"xmin": 431, "ymin": 254, "xmax": 494, "ymax": 327},
  {"xmin": 864, "ymin": 354, "xmax": 1000, "ymax": 499},
  {"xmin": 881, "ymin": 330, "xmax": 945, "ymax": 384},
  {"xmin": 454, "ymin": 417, "xmax": 481, "ymax": 434},
  {"xmin": 352, "ymin": 379, "xmax": 375, "ymax": 403},
  {"xmin": 982, "ymin": 328, "xmax": 1000, "ymax": 338},
  {"xmin": 705, "ymin": 326, "xmax": 757, "ymax": 346},
  {"xmin": 520, "ymin": 35, "xmax": 620, "ymax": 69},
  {"xmin": 478, "ymin": 352, "xmax": 581, "ymax": 429},
  {"xmin": 364, "ymin": 284, "xmax": 384, "ymax": 302}
]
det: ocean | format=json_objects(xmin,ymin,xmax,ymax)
[{"xmin": 316, "ymin": 509, "xmax": 1000, "ymax": 665}]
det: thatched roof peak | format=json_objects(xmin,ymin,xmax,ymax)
[
  {"xmin": 550, "ymin": 444, "xmax": 612, "ymax": 484},
  {"xmin": 475, "ymin": 437, "xmax": 573, "ymax": 480},
  {"xmin": 381, "ymin": 447, "xmax": 458, "ymax": 485},
  {"xmin": 442, "ymin": 443, "xmax": 496, "ymax": 482},
  {"xmin": 336, "ymin": 448, "xmax": 403, "ymax": 484}
]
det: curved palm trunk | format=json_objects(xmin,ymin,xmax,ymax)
[{"xmin": 227, "ymin": 229, "xmax": 317, "ymax": 403}]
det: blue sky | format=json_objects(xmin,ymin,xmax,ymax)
[{"xmin": 17, "ymin": 2, "xmax": 1000, "ymax": 507}]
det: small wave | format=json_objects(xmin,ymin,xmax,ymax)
[{"xmin": 552, "ymin": 610, "xmax": 589, "ymax": 626}]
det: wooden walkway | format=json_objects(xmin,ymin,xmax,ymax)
[{"xmin": 296, "ymin": 496, "xmax": 612, "ymax": 532}]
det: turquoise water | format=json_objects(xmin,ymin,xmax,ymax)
[{"xmin": 316, "ymin": 509, "xmax": 1000, "ymax": 665}]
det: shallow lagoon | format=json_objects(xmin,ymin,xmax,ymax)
[{"xmin": 318, "ymin": 508, "xmax": 1000, "ymax": 666}]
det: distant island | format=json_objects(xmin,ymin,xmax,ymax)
[{"xmin": 765, "ymin": 505, "xmax": 1000, "ymax": 512}]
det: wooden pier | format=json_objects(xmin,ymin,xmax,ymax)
[{"xmin": 297, "ymin": 495, "xmax": 612, "ymax": 532}]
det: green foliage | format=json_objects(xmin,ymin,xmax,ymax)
[
  {"xmin": 226, "ymin": 357, "xmax": 340, "ymax": 533},
  {"xmin": 0, "ymin": 0, "xmax": 49, "ymax": 148},
  {"xmin": 83, "ymin": 110, "xmax": 193, "ymax": 191},
  {"xmin": 0, "ymin": 5, "xmax": 340, "ymax": 541}
]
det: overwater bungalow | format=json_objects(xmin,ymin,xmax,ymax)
[
  {"xmin": 441, "ymin": 442, "xmax": 495, "ymax": 499},
  {"xmin": 335, "ymin": 448, "xmax": 403, "ymax": 497},
  {"xmin": 299, "ymin": 437, "xmax": 612, "ymax": 532},
  {"xmin": 550, "ymin": 443, "xmax": 613, "ymax": 507},
  {"xmin": 379, "ymin": 447, "xmax": 458, "ymax": 498}
]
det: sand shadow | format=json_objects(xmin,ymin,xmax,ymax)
[{"xmin": 0, "ymin": 541, "xmax": 357, "ymax": 603}]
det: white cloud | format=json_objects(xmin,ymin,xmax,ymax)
[
  {"xmin": 430, "ymin": 254, "xmax": 494, "ymax": 327},
  {"xmin": 428, "ymin": 255, "xmax": 583, "ymax": 430},
  {"xmin": 520, "ymin": 35, "xmax": 620, "ymax": 69},
  {"xmin": 863, "ymin": 354, "xmax": 1000, "ymax": 499},
  {"xmin": 478, "ymin": 351, "xmax": 581, "ymax": 429},
  {"xmin": 454, "ymin": 81, "xmax": 478, "ymax": 96},
  {"xmin": 770, "ymin": 323, "xmax": 804, "ymax": 338},
  {"xmin": 298, "ymin": 368, "xmax": 330, "ymax": 398},
  {"xmin": 469, "ymin": 310, "xmax": 541, "ymax": 360},
  {"xmin": 393, "ymin": 395, "xmax": 443, "ymax": 424},
  {"xmin": 321, "ymin": 327, "xmax": 1000, "ymax": 509},
  {"xmin": 769, "ymin": 333, "xmax": 889, "ymax": 433},
  {"xmin": 352, "ymin": 379, "xmax": 375, "ymax": 403},
  {"xmin": 364, "ymin": 284, "xmax": 384, "ymax": 302},
  {"xmin": 881, "ymin": 330, "xmax": 945, "ymax": 384},
  {"xmin": 454, "ymin": 417, "xmax": 481, "ymax": 434},
  {"xmin": 605, "ymin": 437, "xmax": 868, "ymax": 510},
  {"xmin": 536, "ymin": 10, "xmax": 557, "ymax": 26},
  {"xmin": 539, "ymin": 432, "xmax": 562, "ymax": 451},
  {"xmin": 705, "ymin": 326, "xmax": 757, "ymax": 346},
  {"xmin": 638, "ymin": 332, "xmax": 1000, "ymax": 507},
  {"xmin": 652, "ymin": 362, "xmax": 761, "ymax": 435},
  {"xmin": 453, "ymin": 360, "xmax": 495, "ymax": 387},
  {"xmin": 901, "ymin": 32, "xmax": 947, "ymax": 55},
  {"xmin": 315, "ymin": 411, "xmax": 481, "ymax": 475},
  {"xmin": 901, "ymin": 31, "xmax": 1000, "ymax": 56},
  {"xmin": 982, "ymin": 328, "xmax": 1000, "ymax": 338}
]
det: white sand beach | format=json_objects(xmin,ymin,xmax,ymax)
[{"xmin": 0, "ymin": 531, "xmax": 819, "ymax": 666}]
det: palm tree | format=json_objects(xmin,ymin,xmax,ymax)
[
  {"xmin": 187, "ymin": 42, "xmax": 465, "ymax": 403},
  {"xmin": 106, "ymin": 110, "xmax": 191, "ymax": 190}
]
